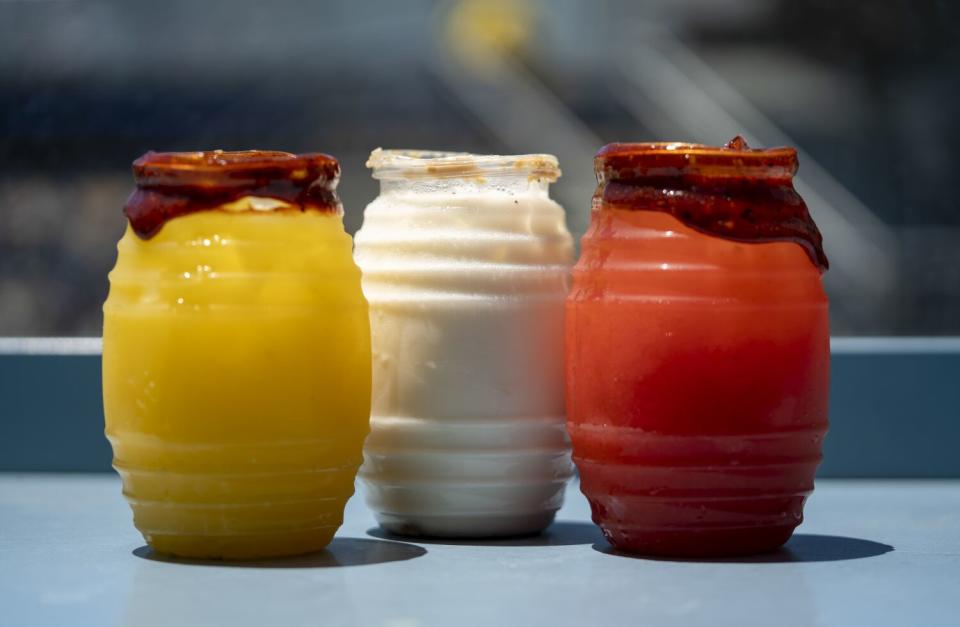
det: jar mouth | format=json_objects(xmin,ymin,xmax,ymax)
[
  {"xmin": 596, "ymin": 138, "xmax": 798, "ymax": 183},
  {"xmin": 125, "ymin": 150, "xmax": 342, "ymax": 240},
  {"xmin": 366, "ymin": 148, "xmax": 561, "ymax": 182},
  {"xmin": 133, "ymin": 150, "xmax": 340, "ymax": 189}
]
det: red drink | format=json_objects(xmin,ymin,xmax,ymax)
[{"xmin": 566, "ymin": 138, "xmax": 829, "ymax": 556}]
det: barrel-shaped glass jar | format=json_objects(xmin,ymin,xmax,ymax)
[
  {"xmin": 103, "ymin": 151, "xmax": 371, "ymax": 559},
  {"xmin": 566, "ymin": 139, "xmax": 830, "ymax": 556},
  {"xmin": 355, "ymin": 149, "xmax": 575, "ymax": 537}
]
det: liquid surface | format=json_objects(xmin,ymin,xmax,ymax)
[
  {"xmin": 103, "ymin": 210, "xmax": 370, "ymax": 558},
  {"xmin": 355, "ymin": 184, "xmax": 575, "ymax": 537},
  {"xmin": 567, "ymin": 208, "xmax": 829, "ymax": 556}
]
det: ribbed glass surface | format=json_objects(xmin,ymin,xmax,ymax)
[
  {"xmin": 566, "ymin": 209, "xmax": 829, "ymax": 556},
  {"xmin": 355, "ymin": 176, "xmax": 575, "ymax": 537},
  {"xmin": 103, "ymin": 210, "xmax": 370, "ymax": 559}
]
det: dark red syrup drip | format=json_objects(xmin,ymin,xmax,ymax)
[
  {"xmin": 124, "ymin": 150, "xmax": 341, "ymax": 239},
  {"xmin": 594, "ymin": 136, "xmax": 828, "ymax": 272}
]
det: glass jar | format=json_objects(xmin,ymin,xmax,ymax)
[
  {"xmin": 566, "ymin": 138, "xmax": 830, "ymax": 556},
  {"xmin": 103, "ymin": 150, "xmax": 371, "ymax": 559},
  {"xmin": 355, "ymin": 149, "xmax": 575, "ymax": 537}
]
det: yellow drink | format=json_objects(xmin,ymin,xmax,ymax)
[{"xmin": 103, "ymin": 151, "xmax": 370, "ymax": 559}]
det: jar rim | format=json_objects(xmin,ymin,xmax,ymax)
[
  {"xmin": 133, "ymin": 150, "xmax": 340, "ymax": 188},
  {"xmin": 125, "ymin": 150, "xmax": 342, "ymax": 239},
  {"xmin": 366, "ymin": 148, "xmax": 561, "ymax": 182},
  {"xmin": 596, "ymin": 138, "xmax": 798, "ymax": 181}
]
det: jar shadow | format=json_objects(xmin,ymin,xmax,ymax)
[
  {"xmin": 132, "ymin": 536, "xmax": 426, "ymax": 568},
  {"xmin": 366, "ymin": 520, "xmax": 604, "ymax": 547},
  {"xmin": 592, "ymin": 533, "xmax": 894, "ymax": 563}
]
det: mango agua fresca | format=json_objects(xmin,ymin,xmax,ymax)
[{"xmin": 103, "ymin": 151, "xmax": 370, "ymax": 559}]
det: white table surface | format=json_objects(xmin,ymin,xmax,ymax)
[{"xmin": 1, "ymin": 474, "xmax": 958, "ymax": 627}]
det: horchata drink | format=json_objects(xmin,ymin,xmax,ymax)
[
  {"xmin": 567, "ymin": 137, "xmax": 830, "ymax": 557},
  {"xmin": 355, "ymin": 149, "xmax": 575, "ymax": 537},
  {"xmin": 103, "ymin": 150, "xmax": 370, "ymax": 559}
]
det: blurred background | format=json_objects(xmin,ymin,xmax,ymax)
[{"xmin": 1, "ymin": 0, "xmax": 957, "ymax": 336}]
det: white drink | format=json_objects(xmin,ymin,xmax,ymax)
[{"xmin": 355, "ymin": 150, "xmax": 575, "ymax": 537}]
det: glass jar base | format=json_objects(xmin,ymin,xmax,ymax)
[
  {"xmin": 600, "ymin": 524, "xmax": 797, "ymax": 558},
  {"xmin": 375, "ymin": 511, "xmax": 557, "ymax": 539},
  {"xmin": 143, "ymin": 527, "xmax": 338, "ymax": 560}
]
